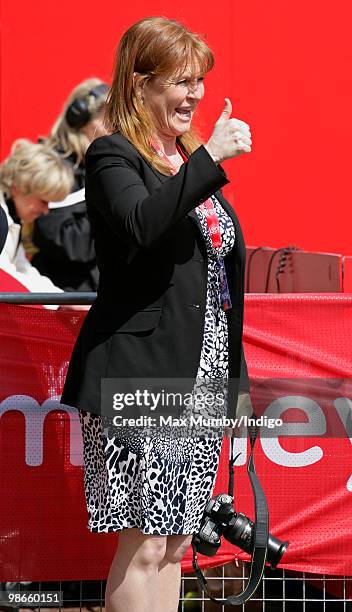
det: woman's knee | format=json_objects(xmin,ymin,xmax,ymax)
[
  {"xmin": 164, "ymin": 534, "xmax": 193, "ymax": 564},
  {"xmin": 118, "ymin": 528, "xmax": 167, "ymax": 569}
]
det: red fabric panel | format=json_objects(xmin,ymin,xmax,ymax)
[
  {"xmin": 0, "ymin": 295, "xmax": 351, "ymax": 580},
  {"xmin": 0, "ymin": 269, "xmax": 29, "ymax": 292},
  {"xmin": 2, "ymin": 0, "xmax": 352, "ymax": 255}
]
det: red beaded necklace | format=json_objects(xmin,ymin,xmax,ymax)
[{"xmin": 150, "ymin": 139, "xmax": 232, "ymax": 311}]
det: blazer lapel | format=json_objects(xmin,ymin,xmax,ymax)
[
  {"xmin": 143, "ymin": 141, "xmax": 239, "ymax": 246},
  {"xmin": 144, "ymin": 151, "xmax": 206, "ymax": 239}
]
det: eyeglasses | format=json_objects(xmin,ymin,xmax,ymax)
[{"xmin": 175, "ymin": 77, "xmax": 205, "ymax": 92}]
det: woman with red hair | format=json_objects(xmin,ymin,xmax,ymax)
[{"xmin": 62, "ymin": 16, "xmax": 252, "ymax": 612}]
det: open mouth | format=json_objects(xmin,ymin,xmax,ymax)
[{"xmin": 175, "ymin": 108, "xmax": 192, "ymax": 120}]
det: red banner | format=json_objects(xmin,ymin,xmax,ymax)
[{"xmin": 0, "ymin": 295, "xmax": 351, "ymax": 581}]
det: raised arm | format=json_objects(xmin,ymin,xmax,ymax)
[{"xmin": 85, "ymin": 136, "xmax": 229, "ymax": 251}]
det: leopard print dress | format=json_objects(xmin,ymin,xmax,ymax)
[{"xmin": 78, "ymin": 196, "xmax": 235, "ymax": 534}]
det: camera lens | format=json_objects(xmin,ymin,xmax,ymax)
[
  {"xmin": 267, "ymin": 535, "xmax": 289, "ymax": 568},
  {"xmin": 225, "ymin": 513, "xmax": 253, "ymax": 553},
  {"xmin": 225, "ymin": 513, "xmax": 289, "ymax": 568}
]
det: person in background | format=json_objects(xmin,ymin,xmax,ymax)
[
  {"xmin": 31, "ymin": 78, "xmax": 109, "ymax": 291},
  {"xmin": 0, "ymin": 139, "xmax": 73, "ymax": 303},
  {"xmin": 0, "ymin": 203, "xmax": 8, "ymax": 255}
]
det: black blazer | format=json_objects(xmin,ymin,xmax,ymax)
[
  {"xmin": 32, "ymin": 154, "xmax": 99, "ymax": 292},
  {"xmin": 0, "ymin": 203, "xmax": 8, "ymax": 255},
  {"xmin": 61, "ymin": 133, "xmax": 249, "ymax": 416}
]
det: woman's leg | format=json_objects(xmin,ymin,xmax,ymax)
[
  {"xmin": 155, "ymin": 534, "xmax": 193, "ymax": 612},
  {"xmin": 105, "ymin": 528, "xmax": 167, "ymax": 612}
]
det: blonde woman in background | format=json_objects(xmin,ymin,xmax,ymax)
[
  {"xmin": 31, "ymin": 78, "xmax": 108, "ymax": 292},
  {"xmin": 0, "ymin": 139, "xmax": 73, "ymax": 304}
]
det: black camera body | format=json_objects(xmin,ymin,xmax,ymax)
[{"xmin": 193, "ymin": 493, "xmax": 288, "ymax": 569}]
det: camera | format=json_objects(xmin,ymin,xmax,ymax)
[{"xmin": 193, "ymin": 493, "xmax": 288, "ymax": 569}]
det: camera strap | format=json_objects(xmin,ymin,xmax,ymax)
[{"xmin": 192, "ymin": 423, "xmax": 269, "ymax": 605}]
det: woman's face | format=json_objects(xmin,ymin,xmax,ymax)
[
  {"xmin": 141, "ymin": 64, "xmax": 205, "ymax": 139},
  {"xmin": 12, "ymin": 188, "xmax": 49, "ymax": 223}
]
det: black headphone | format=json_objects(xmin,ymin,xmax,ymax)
[{"xmin": 65, "ymin": 83, "xmax": 109, "ymax": 129}]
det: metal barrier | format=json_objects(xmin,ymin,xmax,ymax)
[
  {"xmin": 1, "ymin": 570, "xmax": 351, "ymax": 611},
  {"xmin": 180, "ymin": 566, "xmax": 352, "ymax": 611},
  {"xmin": 0, "ymin": 292, "xmax": 97, "ymax": 305}
]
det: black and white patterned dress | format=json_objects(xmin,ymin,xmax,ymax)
[{"xmin": 78, "ymin": 196, "xmax": 235, "ymax": 534}]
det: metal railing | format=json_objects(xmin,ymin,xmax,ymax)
[
  {"xmin": 180, "ymin": 566, "xmax": 352, "ymax": 611},
  {"xmin": 0, "ymin": 292, "xmax": 96, "ymax": 305},
  {"xmin": 1, "ymin": 569, "xmax": 350, "ymax": 611}
]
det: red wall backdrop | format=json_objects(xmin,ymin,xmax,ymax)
[{"xmin": 1, "ymin": 0, "xmax": 352, "ymax": 254}]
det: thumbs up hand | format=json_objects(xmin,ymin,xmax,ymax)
[{"xmin": 204, "ymin": 98, "xmax": 252, "ymax": 164}]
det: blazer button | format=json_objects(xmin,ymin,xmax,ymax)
[{"xmin": 190, "ymin": 303, "xmax": 200, "ymax": 309}]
